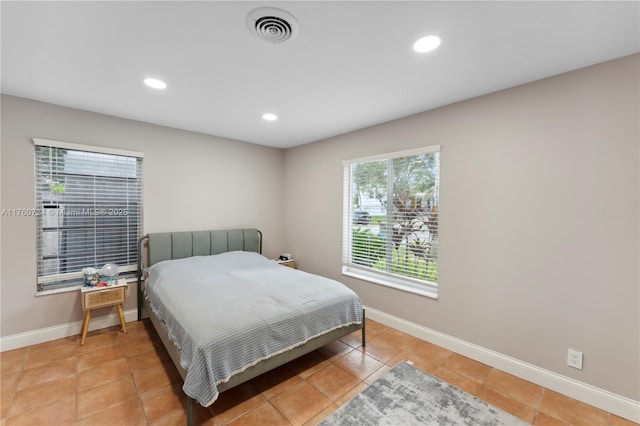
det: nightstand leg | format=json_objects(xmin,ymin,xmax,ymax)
[
  {"xmin": 116, "ymin": 303, "xmax": 127, "ymax": 334},
  {"xmin": 80, "ymin": 310, "xmax": 91, "ymax": 346}
]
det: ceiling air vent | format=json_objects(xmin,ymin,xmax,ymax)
[{"xmin": 247, "ymin": 7, "xmax": 299, "ymax": 44}]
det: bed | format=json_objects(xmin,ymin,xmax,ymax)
[{"xmin": 136, "ymin": 229, "xmax": 365, "ymax": 425}]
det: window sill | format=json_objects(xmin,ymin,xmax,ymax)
[
  {"xmin": 35, "ymin": 276, "xmax": 138, "ymax": 297},
  {"xmin": 342, "ymin": 265, "xmax": 438, "ymax": 299}
]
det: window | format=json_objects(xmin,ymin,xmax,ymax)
[
  {"xmin": 34, "ymin": 138, "xmax": 143, "ymax": 291},
  {"xmin": 342, "ymin": 146, "xmax": 440, "ymax": 298}
]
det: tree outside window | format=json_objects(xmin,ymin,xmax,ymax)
[{"xmin": 344, "ymin": 147, "xmax": 440, "ymax": 290}]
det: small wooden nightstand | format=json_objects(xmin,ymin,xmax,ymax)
[
  {"xmin": 276, "ymin": 259, "xmax": 297, "ymax": 269},
  {"xmin": 80, "ymin": 279, "xmax": 128, "ymax": 345}
]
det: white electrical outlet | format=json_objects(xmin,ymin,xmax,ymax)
[{"xmin": 567, "ymin": 349, "xmax": 583, "ymax": 370}]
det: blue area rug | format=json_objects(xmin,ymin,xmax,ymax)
[{"xmin": 319, "ymin": 362, "xmax": 529, "ymax": 426}]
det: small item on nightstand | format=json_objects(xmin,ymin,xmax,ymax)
[
  {"xmin": 278, "ymin": 253, "xmax": 292, "ymax": 261},
  {"xmin": 276, "ymin": 258, "xmax": 297, "ymax": 269},
  {"xmin": 82, "ymin": 267, "xmax": 100, "ymax": 286},
  {"xmin": 100, "ymin": 263, "xmax": 119, "ymax": 286}
]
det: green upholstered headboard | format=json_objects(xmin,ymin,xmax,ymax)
[
  {"xmin": 146, "ymin": 228, "xmax": 261, "ymax": 266},
  {"xmin": 137, "ymin": 228, "xmax": 262, "ymax": 319}
]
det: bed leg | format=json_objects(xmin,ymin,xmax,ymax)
[
  {"xmin": 187, "ymin": 396, "xmax": 194, "ymax": 426},
  {"xmin": 362, "ymin": 308, "xmax": 366, "ymax": 347}
]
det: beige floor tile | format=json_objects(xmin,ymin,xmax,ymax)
[
  {"xmin": 76, "ymin": 397, "xmax": 148, "ymax": 426},
  {"xmin": 441, "ymin": 353, "xmax": 492, "ymax": 384},
  {"xmin": 149, "ymin": 403, "xmax": 217, "ymax": 426},
  {"xmin": 363, "ymin": 319, "xmax": 390, "ymax": 339},
  {"xmin": 315, "ymin": 340, "xmax": 353, "ymax": 362},
  {"xmin": 78, "ymin": 330, "xmax": 123, "ymax": 354},
  {"xmin": 141, "ymin": 383, "xmax": 187, "ymax": 423},
  {"xmin": 333, "ymin": 350, "xmax": 383, "ymax": 380},
  {"xmin": 270, "ymin": 381, "xmax": 332, "ymax": 426},
  {"xmin": 252, "ymin": 365, "xmax": 302, "ymax": 400},
  {"xmin": 476, "ymin": 386, "xmax": 537, "ymax": 424},
  {"xmin": 363, "ymin": 364, "xmax": 392, "ymax": 384},
  {"xmin": 338, "ymin": 330, "xmax": 365, "ymax": 348},
  {"xmin": 124, "ymin": 318, "xmax": 153, "ymax": 332},
  {"xmin": 387, "ymin": 348, "xmax": 441, "ymax": 374},
  {"xmin": 85, "ymin": 324, "xmax": 120, "ymax": 337},
  {"xmin": 133, "ymin": 361, "xmax": 182, "ymax": 395},
  {"xmin": 334, "ymin": 382, "xmax": 368, "ymax": 406},
  {"xmin": 539, "ymin": 389, "xmax": 608, "ymax": 426},
  {"xmin": 77, "ymin": 357, "xmax": 130, "ymax": 392},
  {"xmin": 78, "ymin": 375, "xmax": 138, "ymax": 419},
  {"xmin": 77, "ymin": 343, "xmax": 126, "ymax": 372},
  {"xmin": 27, "ymin": 336, "xmax": 77, "ymax": 354},
  {"xmin": 227, "ymin": 401, "xmax": 290, "ymax": 426},
  {"xmin": 372, "ymin": 329, "xmax": 420, "ymax": 351},
  {"xmin": 286, "ymin": 351, "xmax": 331, "ymax": 379},
  {"xmin": 211, "ymin": 381, "xmax": 266, "ymax": 425},
  {"xmin": 305, "ymin": 404, "xmax": 338, "ymax": 426},
  {"xmin": 432, "ymin": 365, "xmax": 482, "ymax": 395},
  {"xmin": 23, "ymin": 343, "xmax": 77, "ymax": 370},
  {"xmin": 148, "ymin": 409, "xmax": 187, "ymax": 426},
  {"xmin": 9, "ymin": 375, "xmax": 76, "ymax": 417},
  {"xmin": 610, "ymin": 413, "xmax": 640, "ymax": 426},
  {"xmin": 16, "ymin": 356, "xmax": 76, "ymax": 391},
  {"xmin": 483, "ymin": 369, "xmax": 543, "ymax": 408},
  {"xmin": 0, "ymin": 350, "xmax": 27, "ymax": 376},
  {"xmin": 127, "ymin": 347, "xmax": 170, "ymax": 374},
  {"xmin": 0, "ymin": 318, "xmax": 631, "ymax": 426},
  {"xmin": 123, "ymin": 333, "xmax": 163, "ymax": 357},
  {"xmin": 406, "ymin": 339, "xmax": 453, "ymax": 365},
  {"xmin": 0, "ymin": 372, "xmax": 20, "ymax": 419},
  {"xmin": 305, "ymin": 364, "xmax": 360, "ymax": 402},
  {"xmin": 5, "ymin": 395, "xmax": 77, "ymax": 426},
  {"xmin": 534, "ymin": 412, "xmax": 572, "ymax": 426},
  {"xmin": 359, "ymin": 336, "xmax": 403, "ymax": 363},
  {"xmin": 127, "ymin": 350, "xmax": 169, "ymax": 376}
]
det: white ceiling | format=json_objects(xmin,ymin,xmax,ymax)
[{"xmin": 2, "ymin": 1, "xmax": 638, "ymax": 149}]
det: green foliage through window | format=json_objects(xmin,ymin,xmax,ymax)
[{"xmin": 344, "ymin": 147, "xmax": 440, "ymax": 287}]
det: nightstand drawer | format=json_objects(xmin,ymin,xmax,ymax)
[{"xmin": 82, "ymin": 286, "xmax": 125, "ymax": 311}]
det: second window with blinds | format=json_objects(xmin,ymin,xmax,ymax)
[{"xmin": 342, "ymin": 146, "xmax": 440, "ymax": 298}]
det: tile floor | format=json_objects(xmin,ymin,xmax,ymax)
[{"xmin": 1, "ymin": 318, "xmax": 637, "ymax": 426}]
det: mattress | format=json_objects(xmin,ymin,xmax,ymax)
[{"xmin": 145, "ymin": 250, "xmax": 363, "ymax": 406}]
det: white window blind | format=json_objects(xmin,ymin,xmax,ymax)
[
  {"xmin": 34, "ymin": 139, "xmax": 143, "ymax": 291},
  {"xmin": 342, "ymin": 146, "xmax": 440, "ymax": 297}
]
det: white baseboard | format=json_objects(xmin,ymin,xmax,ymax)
[
  {"xmin": 364, "ymin": 306, "xmax": 640, "ymax": 423},
  {"xmin": 0, "ymin": 309, "xmax": 138, "ymax": 352}
]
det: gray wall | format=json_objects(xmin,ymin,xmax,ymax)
[
  {"xmin": 1, "ymin": 54, "xmax": 637, "ymax": 402},
  {"xmin": 1, "ymin": 95, "xmax": 286, "ymax": 336},
  {"xmin": 283, "ymin": 54, "xmax": 639, "ymax": 400}
]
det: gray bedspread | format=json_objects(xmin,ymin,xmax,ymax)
[{"xmin": 145, "ymin": 251, "xmax": 363, "ymax": 406}]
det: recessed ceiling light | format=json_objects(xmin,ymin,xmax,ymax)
[
  {"xmin": 262, "ymin": 113, "xmax": 278, "ymax": 121},
  {"xmin": 413, "ymin": 35, "xmax": 441, "ymax": 53},
  {"xmin": 144, "ymin": 78, "xmax": 167, "ymax": 89}
]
